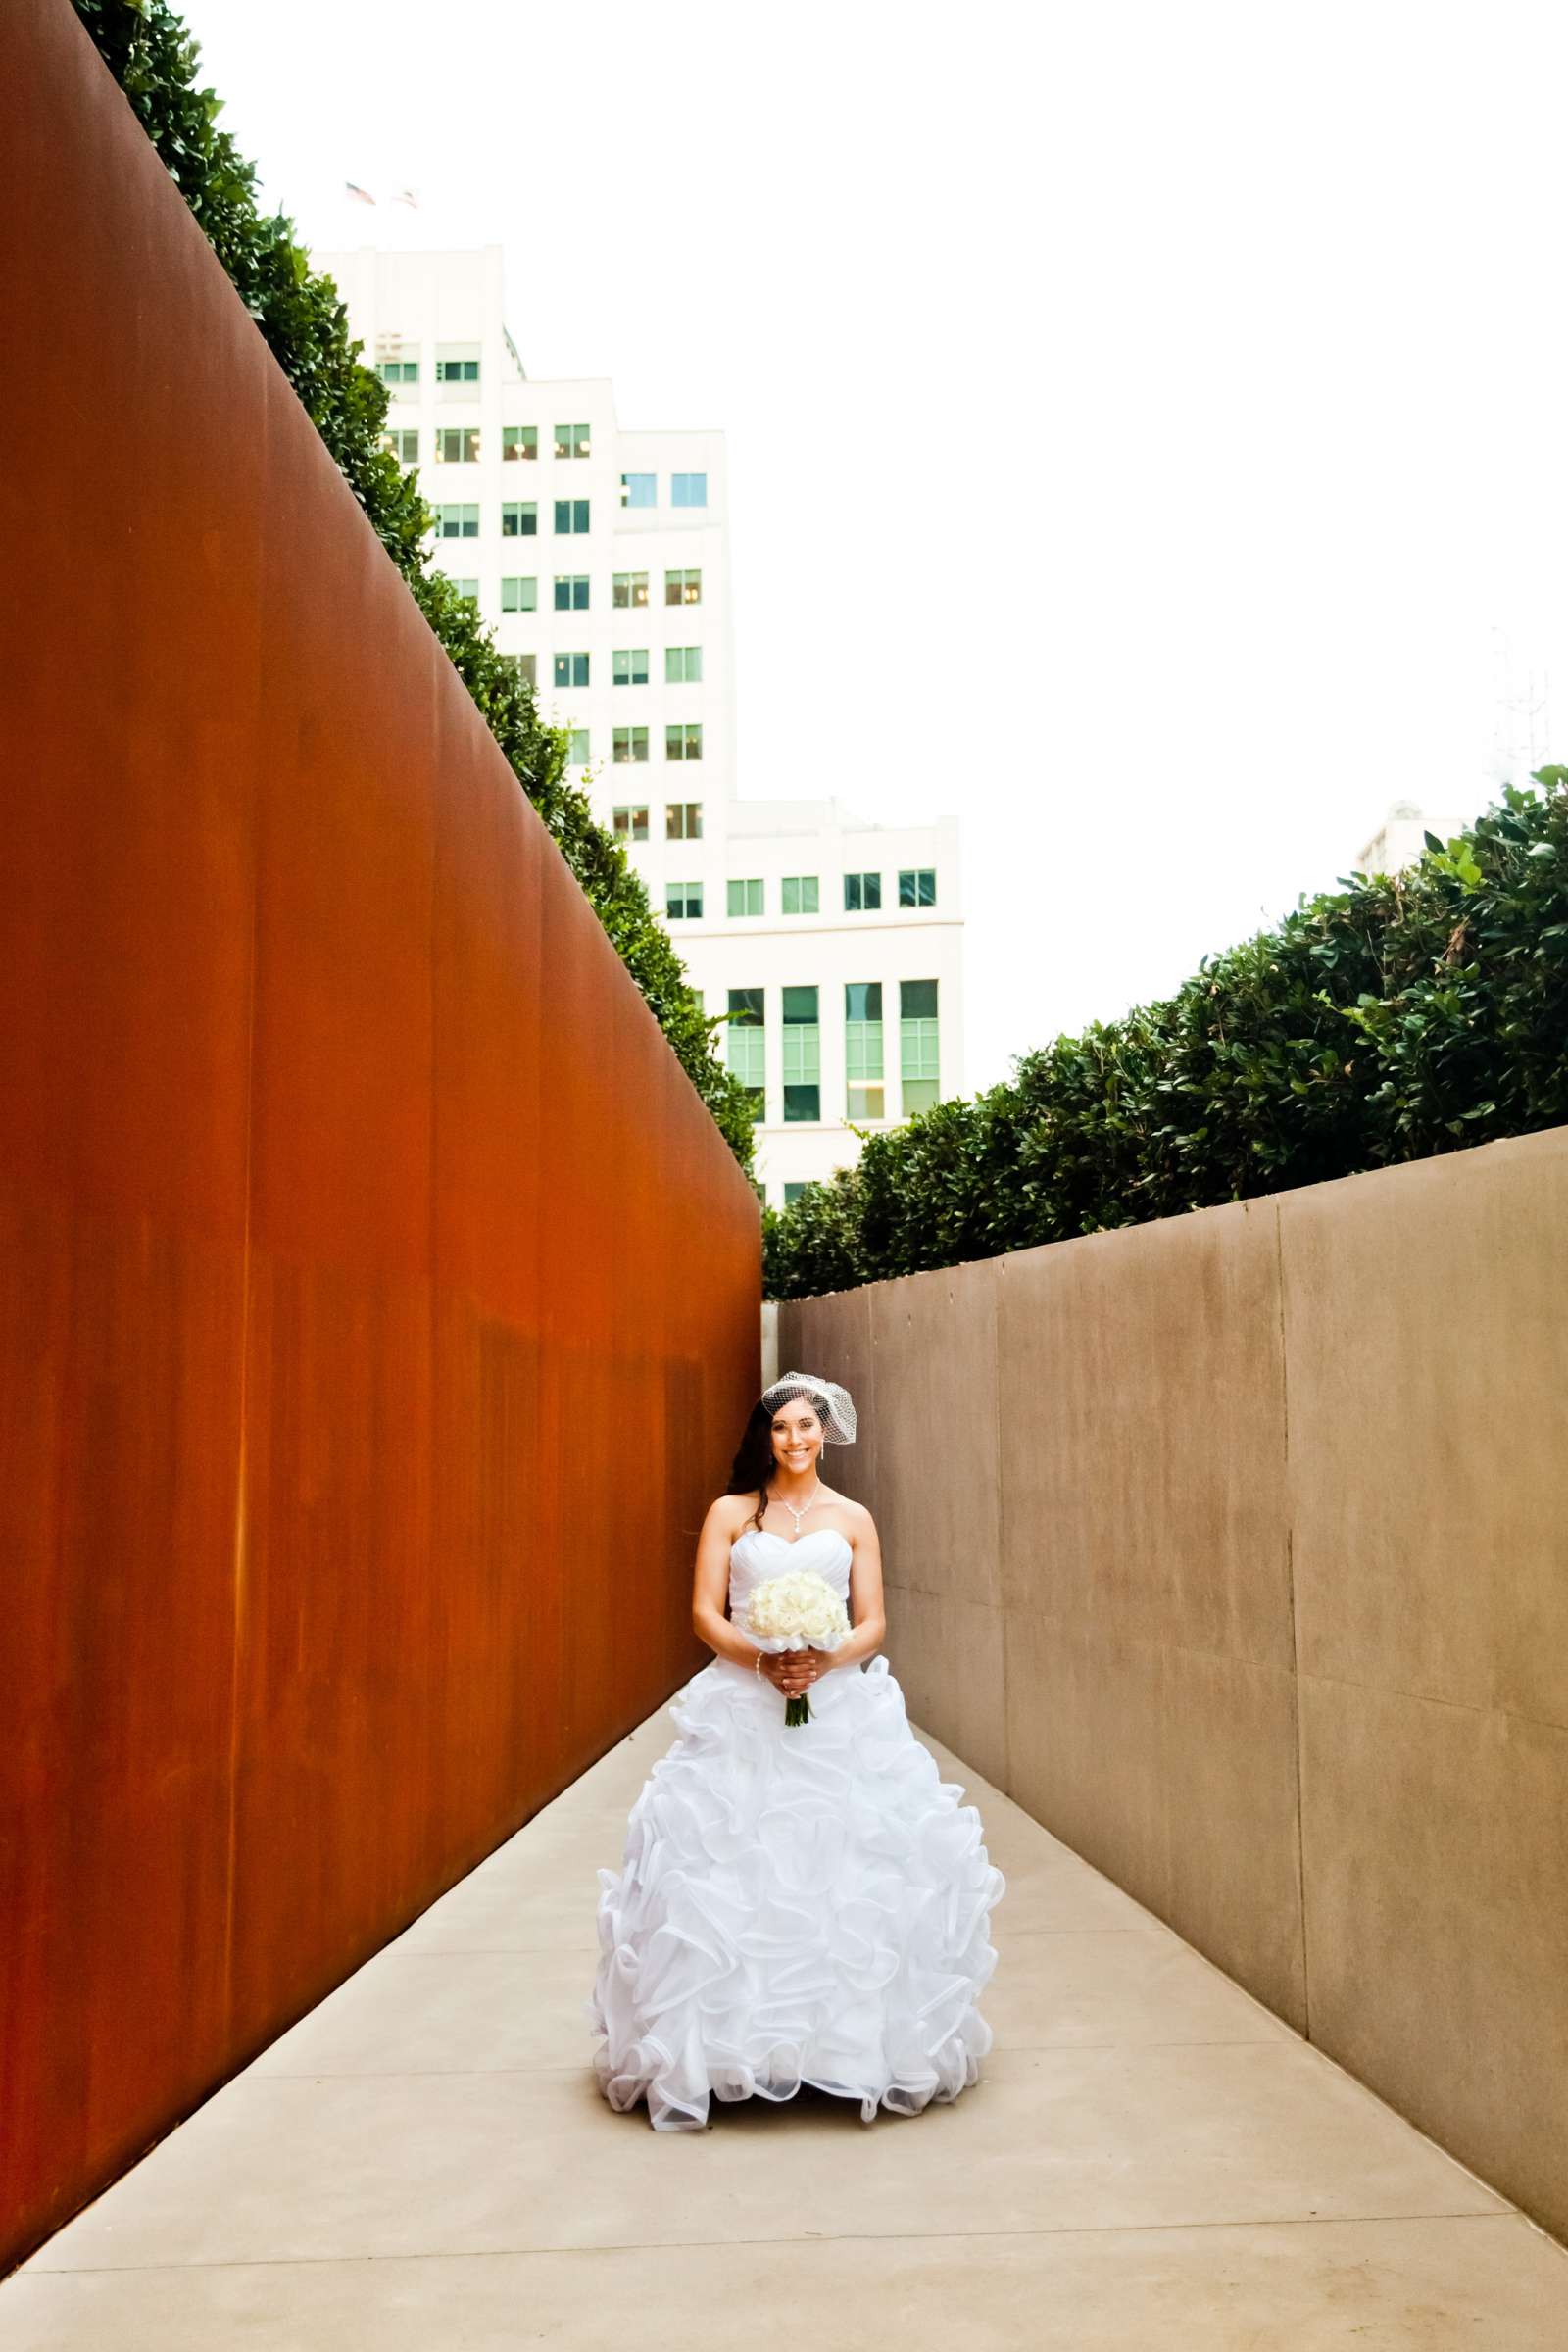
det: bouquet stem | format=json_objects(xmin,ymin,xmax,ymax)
[{"xmin": 784, "ymin": 1692, "xmax": 812, "ymax": 1728}]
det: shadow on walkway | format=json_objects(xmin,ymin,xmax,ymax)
[{"xmin": 5, "ymin": 1706, "xmax": 1566, "ymax": 2346}]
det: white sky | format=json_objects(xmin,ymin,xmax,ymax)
[{"xmin": 176, "ymin": 0, "xmax": 1568, "ymax": 1091}]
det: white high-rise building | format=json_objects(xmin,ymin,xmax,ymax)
[{"xmin": 318, "ymin": 242, "xmax": 964, "ymax": 1206}]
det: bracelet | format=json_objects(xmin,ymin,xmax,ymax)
[{"xmin": 754, "ymin": 1647, "xmax": 763, "ymax": 1679}]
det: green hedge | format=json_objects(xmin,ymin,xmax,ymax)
[
  {"xmin": 764, "ymin": 775, "xmax": 1568, "ymax": 1298},
  {"xmin": 73, "ymin": 0, "xmax": 755, "ymax": 1168}
]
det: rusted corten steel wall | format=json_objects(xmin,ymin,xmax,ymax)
[{"xmin": 0, "ymin": 0, "xmax": 760, "ymax": 2274}]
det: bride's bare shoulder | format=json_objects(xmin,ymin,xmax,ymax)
[
  {"xmin": 824, "ymin": 1490, "xmax": 874, "ymax": 1532},
  {"xmin": 703, "ymin": 1491, "xmax": 761, "ymax": 1542}
]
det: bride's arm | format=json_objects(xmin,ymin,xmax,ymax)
[
  {"xmin": 690, "ymin": 1498, "xmax": 778, "ymax": 1672},
  {"xmin": 823, "ymin": 1506, "xmax": 887, "ymax": 1671}
]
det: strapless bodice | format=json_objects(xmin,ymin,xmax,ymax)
[{"xmin": 728, "ymin": 1526, "xmax": 853, "ymax": 1620}]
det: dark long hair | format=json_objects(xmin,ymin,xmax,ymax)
[{"xmin": 725, "ymin": 1392, "xmax": 831, "ymax": 1533}]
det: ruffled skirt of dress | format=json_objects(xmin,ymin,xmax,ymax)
[{"xmin": 584, "ymin": 1652, "xmax": 1005, "ymax": 2130}]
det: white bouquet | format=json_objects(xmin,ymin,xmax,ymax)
[{"xmin": 745, "ymin": 1569, "xmax": 852, "ymax": 1726}]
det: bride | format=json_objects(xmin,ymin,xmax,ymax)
[{"xmin": 585, "ymin": 1370, "xmax": 1005, "ymax": 2130}]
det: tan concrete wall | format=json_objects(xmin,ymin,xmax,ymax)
[{"xmin": 779, "ymin": 1124, "xmax": 1568, "ymax": 2244}]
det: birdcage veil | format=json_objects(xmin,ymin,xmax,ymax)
[{"xmin": 760, "ymin": 1370, "xmax": 857, "ymax": 1445}]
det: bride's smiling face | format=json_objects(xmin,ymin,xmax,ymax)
[{"xmin": 770, "ymin": 1400, "xmax": 823, "ymax": 1476}]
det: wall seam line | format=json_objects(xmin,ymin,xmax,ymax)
[
  {"xmin": 1276, "ymin": 1196, "xmax": 1311, "ymax": 2046},
  {"xmin": 222, "ymin": 721, "xmax": 262, "ymax": 2038},
  {"xmin": 992, "ymin": 1263, "xmax": 1011, "ymax": 1799}
]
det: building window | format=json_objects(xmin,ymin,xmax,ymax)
[
  {"xmin": 434, "ymin": 504, "xmax": 479, "ymax": 538},
  {"xmin": 503, "ymin": 425, "xmax": 537, "ymax": 462},
  {"xmin": 671, "ymin": 471, "xmax": 709, "ymax": 508},
  {"xmin": 727, "ymin": 877, "xmax": 763, "ymax": 917},
  {"xmin": 554, "ymin": 421, "xmax": 592, "ymax": 460},
  {"xmin": 377, "ymin": 359, "xmax": 418, "ymax": 385},
  {"xmin": 900, "ymin": 978, "xmax": 940, "ymax": 1114},
  {"xmin": 383, "ymin": 428, "xmax": 418, "ymax": 465},
  {"xmin": 782, "ymin": 985, "xmax": 820, "ymax": 1122},
  {"xmin": 613, "ymin": 726, "xmax": 650, "ymax": 764},
  {"xmin": 844, "ymin": 870, "xmax": 882, "ymax": 912},
  {"xmin": 666, "ymin": 879, "xmax": 704, "ymax": 919},
  {"xmin": 612, "ymin": 804, "xmax": 649, "ymax": 840},
  {"xmin": 501, "ymin": 652, "xmax": 536, "ymax": 688},
  {"xmin": 899, "ymin": 866, "xmax": 937, "ymax": 908},
  {"xmin": 846, "ymin": 981, "xmax": 885, "ymax": 1119},
  {"xmin": 500, "ymin": 576, "xmax": 537, "ymax": 612},
  {"xmin": 783, "ymin": 1181, "xmax": 809, "ymax": 1206},
  {"xmin": 613, "ymin": 571, "xmax": 649, "ymax": 608},
  {"xmin": 435, "ymin": 427, "xmax": 480, "ymax": 464},
  {"xmin": 666, "ymin": 723, "xmax": 703, "ymax": 761},
  {"xmin": 553, "ymin": 651, "xmax": 590, "ymax": 688},
  {"xmin": 442, "ymin": 576, "xmax": 479, "ymax": 605},
  {"xmin": 435, "ymin": 357, "xmax": 479, "ymax": 383},
  {"xmin": 568, "ymin": 729, "xmax": 590, "ymax": 763},
  {"xmin": 620, "ymin": 472, "xmax": 657, "ymax": 508},
  {"xmin": 613, "ymin": 648, "xmax": 650, "ymax": 687},
  {"xmin": 665, "ymin": 568, "xmax": 702, "ymax": 606},
  {"xmin": 554, "ymin": 573, "xmax": 590, "ymax": 612},
  {"xmin": 665, "ymin": 645, "xmax": 703, "ymax": 684},
  {"xmin": 781, "ymin": 874, "xmax": 819, "ymax": 915},
  {"xmin": 666, "ymin": 802, "xmax": 703, "ymax": 841},
  {"xmin": 501, "ymin": 502, "xmax": 537, "ymax": 537},
  {"xmin": 554, "ymin": 498, "xmax": 591, "ymax": 535},
  {"xmin": 726, "ymin": 987, "xmax": 765, "ymax": 1121}
]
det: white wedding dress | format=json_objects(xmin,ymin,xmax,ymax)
[{"xmin": 585, "ymin": 1524, "xmax": 1005, "ymax": 2130}]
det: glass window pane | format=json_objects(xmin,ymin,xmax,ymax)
[{"xmin": 901, "ymin": 979, "xmax": 939, "ymax": 1021}]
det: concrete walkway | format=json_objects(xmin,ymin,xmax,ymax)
[{"xmin": 6, "ymin": 1706, "xmax": 1567, "ymax": 2348}]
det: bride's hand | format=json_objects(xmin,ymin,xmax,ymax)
[{"xmin": 764, "ymin": 1647, "xmax": 824, "ymax": 1696}]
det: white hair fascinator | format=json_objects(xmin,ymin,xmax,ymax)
[{"xmin": 760, "ymin": 1370, "xmax": 857, "ymax": 1444}]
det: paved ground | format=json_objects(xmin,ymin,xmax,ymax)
[{"xmin": 5, "ymin": 1702, "xmax": 1567, "ymax": 2348}]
